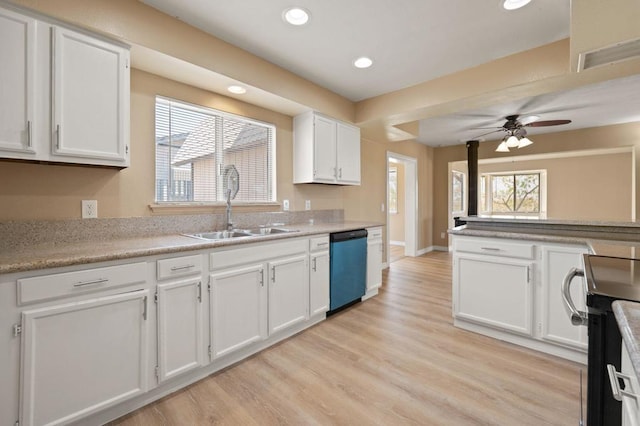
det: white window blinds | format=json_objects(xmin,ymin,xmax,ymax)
[{"xmin": 155, "ymin": 97, "xmax": 275, "ymax": 203}]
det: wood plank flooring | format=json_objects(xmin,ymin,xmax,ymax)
[{"xmin": 111, "ymin": 252, "xmax": 584, "ymax": 425}]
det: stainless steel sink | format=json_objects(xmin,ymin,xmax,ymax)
[
  {"xmin": 246, "ymin": 227, "xmax": 298, "ymax": 235},
  {"xmin": 185, "ymin": 230, "xmax": 252, "ymax": 240}
]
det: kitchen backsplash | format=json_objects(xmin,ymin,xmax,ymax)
[{"xmin": 0, "ymin": 209, "xmax": 344, "ymax": 251}]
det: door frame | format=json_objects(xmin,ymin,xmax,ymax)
[{"xmin": 386, "ymin": 151, "xmax": 418, "ymax": 264}]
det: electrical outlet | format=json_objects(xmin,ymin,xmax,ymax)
[
  {"xmin": 305, "ymin": 200, "xmax": 311, "ymax": 210},
  {"xmin": 381, "ymin": 203, "xmax": 385, "ymax": 212},
  {"xmin": 283, "ymin": 199, "xmax": 290, "ymax": 211},
  {"xmin": 441, "ymin": 232, "xmax": 446, "ymax": 239},
  {"xmin": 82, "ymin": 200, "xmax": 98, "ymax": 219}
]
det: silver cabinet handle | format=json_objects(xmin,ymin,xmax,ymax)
[
  {"xmin": 312, "ymin": 257, "xmax": 317, "ymax": 272},
  {"xmin": 271, "ymin": 266, "xmax": 276, "ymax": 283},
  {"xmin": 259, "ymin": 269, "xmax": 264, "ymax": 287},
  {"xmin": 339, "ymin": 168, "xmax": 342, "ymax": 178},
  {"xmin": 480, "ymin": 247, "xmax": 501, "ymax": 251},
  {"xmin": 562, "ymin": 267, "xmax": 588, "ymax": 326},
  {"xmin": 73, "ymin": 278, "xmax": 108, "ymax": 287},
  {"xmin": 27, "ymin": 120, "xmax": 32, "ymax": 147},
  {"xmin": 317, "ymin": 242, "xmax": 329, "ymax": 247},
  {"xmin": 607, "ymin": 364, "xmax": 639, "ymax": 401},
  {"xmin": 170, "ymin": 264, "xmax": 195, "ymax": 271},
  {"xmin": 142, "ymin": 295, "xmax": 148, "ymax": 320},
  {"xmin": 56, "ymin": 124, "xmax": 60, "ymax": 149},
  {"xmin": 197, "ymin": 281, "xmax": 202, "ymax": 303}
]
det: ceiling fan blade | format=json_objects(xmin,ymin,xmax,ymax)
[
  {"xmin": 519, "ymin": 115, "xmax": 540, "ymax": 125},
  {"xmin": 472, "ymin": 129, "xmax": 503, "ymax": 138},
  {"xmin": 526, "ymin": 119, "xmax": 572, "ymax": 127}
]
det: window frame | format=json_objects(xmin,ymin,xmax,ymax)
[
  {"xmin": 451, "ymin": 170, "xmax": 465, "ymax": 214},
  {"xmin": 388, "ymin": 166, "xmax": 398, "ymax": 214},
  {"xmin": 480, "ymin": 170, "xmax": 547, "ymax": 218},
  {"xmin": 153, "ymin": 96, "xmax": 277, "ymax": 206}
]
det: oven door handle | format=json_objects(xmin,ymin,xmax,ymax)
[{"xmin": 562, "ymin": 267, "xmax": 588, "ymax": 326}]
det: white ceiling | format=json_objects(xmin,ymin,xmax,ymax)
[
  {"xmin": 138, "ymin": 0, "xmax": 640, "ymax": 148},
  {"xmin": 140, "ymin": 0, "xmax": 570, "ymax": 102}
]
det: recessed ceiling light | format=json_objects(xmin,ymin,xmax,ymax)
[
  {"xmin": 227, "ymin": 85, "xmax": 247, "ymax": 94},
  {"xmin": 283, "ymin": 7, "xmax": 310, "ymax": 26},
  {"xmin": 353, "ymin": 57, "xmax": 373, "ymax": 69},
  {"xmin": 503, "ymin": 0, "xmax": 532, "ymax": 10}
]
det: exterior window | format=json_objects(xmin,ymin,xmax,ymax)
[
  {"xmin": 155, "ymin": 97, "xmax": 275, "ymax": 203},
  {"xmin": 451, "ymin": 170, "xmax": 465, "ymax": 213},
  {"xmin": 481, "ymin": 171, "xmax": 545, "ymax": 217},
  {"xmin": 388, "ymin": 166, "xmax": 398, "ymax": 214}
]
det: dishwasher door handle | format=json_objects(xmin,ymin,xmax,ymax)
[{"xmin": 562, "ymin": 267, "xmax": 588, "ymax": 326}]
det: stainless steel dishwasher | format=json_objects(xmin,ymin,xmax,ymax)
[{"xmin": 329, "ymin": 229, "xmax": 367, "ymax": 313}]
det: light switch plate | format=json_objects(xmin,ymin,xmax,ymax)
[
  {"xmin": 305, "ymin": 200, "xmax": 311, "ymax": 210},
  {"xmin": 283, "ymin": 199, "xmax": 290, "ymax": 211}
]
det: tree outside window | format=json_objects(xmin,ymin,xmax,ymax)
[
  {"xmin": 451, "ymin": 170, "xmax": 464, "ymax": 213},
  {"xmin": 481, "ymin": 172, "xmax": 543, "ymax": 216}
]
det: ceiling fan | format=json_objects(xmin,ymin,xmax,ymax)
[{"xmin": 473, "ymin": 114, "xmax": 572, "ymax": 152}]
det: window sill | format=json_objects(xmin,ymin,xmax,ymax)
[{"xmin": 149, "ymin": 202, "xmax": 281, "ymax": 215}]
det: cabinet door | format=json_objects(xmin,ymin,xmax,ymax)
[
  {"xmin": 51, "ymin": 26, "xmax": 129, "ymax": 166},
  {"xmin": 157, "ymin": 279, "xmax": 204, "ymax": 382},
  {"xmin": 540, "ymin": 246, "xmax": 588, "ymax": 350},
  {"xmin": 0, "ymin": 7, "xmax": 36, "ymax": 156},
  {"xmin": 209, "ymin": 264, "xmax": 267, "ymax": 359},
  {"xmin": 268, "ymin": 254, "xmax": 309, "ymax": 334},
  {"xmin": 453, "ymin": 253, "xmax": 533, "ymax": 336},
  {"xmin": 336, "ymin": 122, "xmax": 361, "ymax": 184},
  {"xmin": 367, "ymin": 241, "xmax": 383, "ymax": 291},
  {"xmin": 312, "ymin": 115, "xmax": 337, "ymax": 182},
  {"xmin": 20, "ymin": 290, "xmax": 149, "ymax": 426},
  {"xmin": 310, "ymin": 251, "xmax": 330, "ymax": 316}
]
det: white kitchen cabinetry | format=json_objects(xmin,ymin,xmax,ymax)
[
  {"xmin": 309, "ymin": 236, "xmax": 330, "ymax": 316},
  {"xmin": 156, "ymin": 254, "xmax": 205, "ymax": 383},
  {"xmin": 293, "ymin": 111, "xmax": 361, "ymax": 185},
  {"xmin": 365, "ymin": 226, "xmax": 383, "ymax": 299},
  {"xmin": 268, "ymin": 254, "xmax": 309, "ymax": 334},
  {"xmin": 621, "ymin": 340, "xmax": 640, "ymax": 426},
  {"xmin": 209, "ymin": 263, "xmax": 267, "ymax": 358},
  {"xmin": 452, "ymin": 235, "xmax": 589, "ymax": 363},
  {"xmin": 0, "ymin": 7, "xmax": 36, "ymax": 156},
  {"xmin": 19, "ymin": 284, "xmax": 149, "ymax": 426},
  {"xmin": 540, "ymin": 245, "xmax": 589, "ymax": 350},
  {"xmin": 454, "ymin": 253, "xmax": 533, "ymax": 335},
  {"xmin": 0, "ymin": 4, "xmax": 130, "ymax": 167}
]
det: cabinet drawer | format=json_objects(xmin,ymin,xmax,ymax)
[
  {"xmin": 367, "ymin": 227, "xmax": 383, "ymax": 242},
  {"xmin": 18, "ymin": 262, "xmax": 147, "ymax": 305},
  {"xmin": 455, "ymin": 238, "xmax": 534, "ymax": 259},
  {"xmin": 309, "ymin": 236, "xmax": 329, "ymax": 252},
  {"xmin": 157, "ymin": 254, "xmax": 202, "ymax": 280}
]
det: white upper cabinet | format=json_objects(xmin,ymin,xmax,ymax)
[
  {"xmin": 51, "ymin": 26, "xmax": 129, "ymax": 166},
  {"xmin": 293, "ymin": 111, "xmax": 361, "ymax": 185},
  {"xmin": 0, "ymin": 4, "xmax": 130, "ymax": 168},
  {"xmin": 0, "ymin": 7, "xmax": 36, "ymax": 156}
]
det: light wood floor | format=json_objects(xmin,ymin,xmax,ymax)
[{"xmin": 111, "ymin": 252, "xmax": 584, "ymax": 425}]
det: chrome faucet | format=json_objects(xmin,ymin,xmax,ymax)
[{"xmin": 225, "ymin": 188, "xmax": 233, "ymax": 231}]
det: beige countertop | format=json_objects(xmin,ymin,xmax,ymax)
[
  {"xmin": 613, "ymin": 301, "xmax": 640, "ymax": 382},
  {"xmin": 0, "ymin": 221, "xmax": 382, "ymax": 275}
]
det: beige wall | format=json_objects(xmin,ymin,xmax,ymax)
[
  {"xmin": 476, "ymin": 152, "xmax": 633, "ymax": 221},
  {"xmin": 434, "ymin": 122, "xmax": 640, "ymax": 247},
  {"xmin": 0, "ymin": 69, "xmax": 345, "ymax": 220},
  {"xmin": 389, "ymin": 162, "xmax": 405, "ymax": 242}
]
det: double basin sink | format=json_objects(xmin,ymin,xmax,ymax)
[{"xmin": 185, "ymin": 227, "xmax": 297, "ymax": 241}]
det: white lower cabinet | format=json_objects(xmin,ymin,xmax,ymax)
[
  {"xmin": 310, "ymin": 250, "xmax": 330, "ymax": 316},
  {"xmin": 452, "ymin": 235, "xmax": 589, "ymax": 363},
  {"xmin": 20, "ymin": 289, "xmax": 149, "ymax": 426},
  {"xmin": 268, "ymin": 254, "xmax": 309, "ymax": 334},
  {"xmin": 454, "ymin": 253, "xmax": 533, "ymax": 335},
  {"xmin": 621, "ymin": 340, "xmax": 640, "ymax": 426},
  {"xmin": 209, "ymin": 263, "xmax": 267, "ymax": 359},
  {"xmin": 540, "ymin": 245, "xmax": 589, "ymax": 350},
  {"xmin": 156, "ymin": 278, "xmax": 204, "ymax": 382},
  {"xmin": 366, "ymin": 227, "xmax": 383, "ymax": 294}
]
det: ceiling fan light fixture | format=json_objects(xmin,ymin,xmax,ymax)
[
  {"xmin": 502, "ymin": 0, "xmax": 532, "ymax": 10},
  {"xmin": 505, "ymin": 135, "xmax": 520, "ymax": 148},
  {"xmin": 283, "ymin": 7, "xmax": 310, "ymax": 26},
  {"xmin": 518, "ymin": 136, "xmax": 533, "ymax": 148},
  {"xmin": 496, "ymin": 141, "xmax": 510, "ymax": 152}
]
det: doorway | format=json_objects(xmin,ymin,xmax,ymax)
[{"xmin": 386, "ymin": 152, "xmax": 418, "ymax": 264}]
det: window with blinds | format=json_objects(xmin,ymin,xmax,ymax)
[{"xmin": 155, "ymin": 97, "xmax": 276, "ymax": 203}]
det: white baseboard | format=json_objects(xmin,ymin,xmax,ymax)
[
  {"xmin": 389, "ymin": 240, "xmax": 405, "ymax": 246},
  {"xmin": 415, "ymin": 246, "xmax": 449, "ymax": 256}
]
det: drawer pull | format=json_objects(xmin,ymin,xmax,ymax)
[
  {"xmin": 316, "ymin": 242, "xmax": 329, "ymax": 247},
  {"xmin": 170, "ymin": 264, "xmax": 195, "ymax": 271},
  {"xmin": 480, "ymin": 247, "xmax": 501, "ymax": 251},
  {"xmin": 607, "ymin": 364, "xmax": 639, "ymax": 401},
  {"xmin": 73, "ymin": 278, "xmax": 109, "ymax": 287}
]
